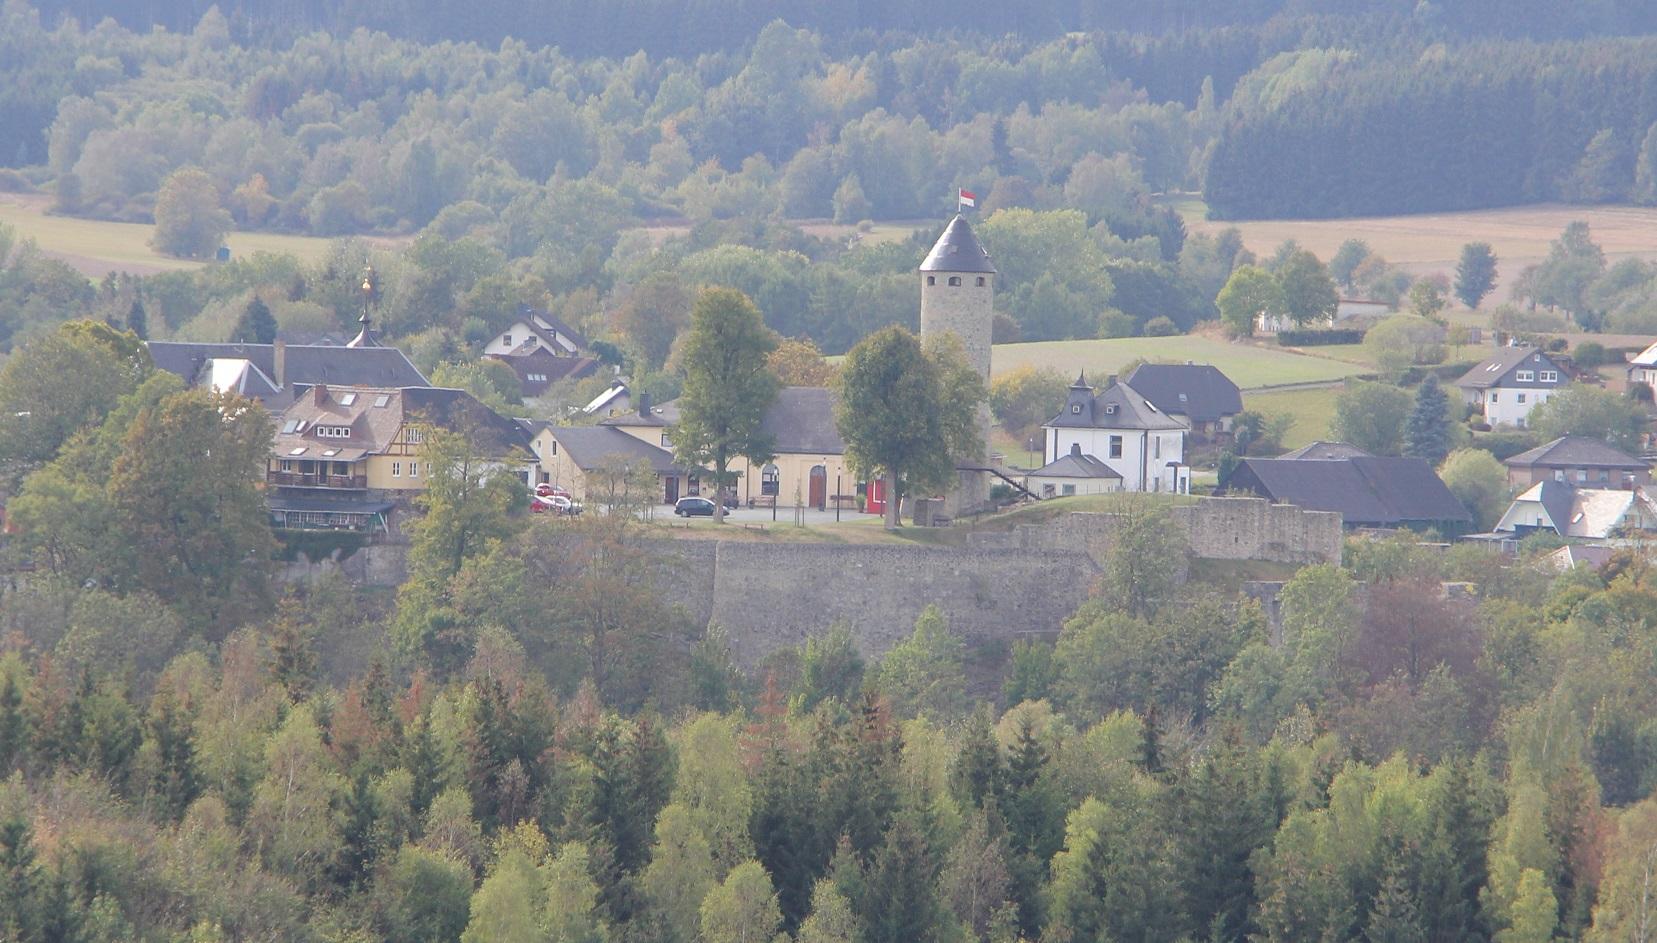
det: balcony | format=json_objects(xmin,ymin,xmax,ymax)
[{"xmin": 268, "ymin": 471, "xmax": 368, "ymax": 490}]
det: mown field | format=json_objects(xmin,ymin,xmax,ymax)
[
  {"xmin": 992, "ymin": 334, "xmax": 1370, "ymax": 389},
  {"xmin": 1241, "ymin": 386, "xmax": 1342, "ymax": 450},
  {"xmin": 0, "ymin": 194, "xmax": 387, "ymax": 278},
  {"xmin": 1174, "ymin": 196, "xmax": 1657, "ymax": 306}
]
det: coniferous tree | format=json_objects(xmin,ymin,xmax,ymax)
[
  {"xmin": 1405, "ymin": 376, "xmax": 1452, "ymax": 466},
  {"xmin": 231, "ymin": 297, "xmax": 277, "ymax": 344},
  {"xmin": 1455, "ymin": 243, "xmax": 1498, "ymax": 309},
  {"xmin": 126, "ymin": 298, "xmax": 148, "ymax": 339}
]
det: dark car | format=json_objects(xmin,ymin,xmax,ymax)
[{"xmin": 674, "ymin": 496, "xmax": 718, "ymax": 517}]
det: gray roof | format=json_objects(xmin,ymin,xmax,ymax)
[
  {"xmin": 1046, "ymin": 374, "xmax": 1185, "ymax": 432},
  {"xmin": 1033, "ymin": 444, "xmax": 1122, "ymax": 479},
  {"xmin": 919, "ymin": 215, "xmax": 996, "ymax": 274},
  {"xmin": 548, "ymin": 425, "xmax": 686, "ymax": 475},
  {"xmin": 1505, "ymin": 435, "xmax": 1648, "ymax": 471},
  {"xmin": 1278, "ymin": 441, "xmax": 1374, "ymax": 461},
  {"xmin": 148, "ymin": 341, "xmax": 428, "ymax": 397},
  {"xmin": 521, "ymin": 305, "xmax": 590, "ymax": 352},
  {"xmin": 760, "ymin": 387, "xmax": 846, "ymax": 454},
  {"xmin": 1454, "ymin": 347, "xmax": 1560, "ymax": 389},
  {"xmin": 1226, "ymin": 456, "xmax": 1472, "ymax": 527},
  {"xmin": 1125, "ymin": 363, "xmax": 1242, "ymax": 423}
]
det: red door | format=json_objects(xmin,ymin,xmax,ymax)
[{"xmin": 809, "ymin": 465, "xmax": 827, "ymax": 510}]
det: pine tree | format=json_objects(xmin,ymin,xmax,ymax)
[
  {"xmin": 0, "ymin": 675, "xmax": 23, "ymax": 775},
  {"xmin": 231, "ymin": 297, "xmax": 278, "ymax": 345},
  {"xmin": 1365, "ymin": 860, "xmax": 1426, "ymax": 943},
  {"xmin": 266, "ymin": 596, "xmax": 317, "ymax": 704},
  {"xmin": 1405, "ymin": 376, "xmax": 1452, "ymax": 466},
  {"xmin": 0, "ymin": 805, "xmax": 38, "ymax": 941},
  {"xmin": 148, "ymin": 692, "xmax": 199, "ymax": 820},
  {"xmin": 950, "ymin": 705, "xmax": 1005, "ymax": 810},
  {"xmin": 862, "ymin": 815, "xmax": 944, "ymax": 943},
  {"xmin": 126, "ymin": 298, "xmax": 148, "ymax": 339}
]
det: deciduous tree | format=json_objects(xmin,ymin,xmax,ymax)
[
  {"xmin": 151, "ymin": 167, "xmax": 232, "ymax": 259},
  {"xmin": 674, "ymin": 287, "xmax": 780, "ymax": 523}
]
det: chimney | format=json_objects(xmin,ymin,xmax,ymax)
[
  {"xmin": 1069, "ymin": 443, "xmax": 1082, "ymax": 456},
  {"xmin": 312, "ymin": 383, "xmax": 328, "ymax": 406},
  {"xmin": 1105, "ymin": 374, "xmax": 1117, "ymax": 388},
  {"xmin": 273, "ymin": 341, "xmax": 286, "ymax": 389},
  {"xmin": 637, "ymin": 391, "xmax": 652, "ymax": 417}
]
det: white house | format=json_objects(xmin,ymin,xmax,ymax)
[
  {"xmin": 1042, "ymin": 374, "xmax": 1190, "ymax": 493},
  {"xmin": 1494, "ymin": 479, "xmax": 1657, "ymax": 540},
  {"xmin": 1256, "ymin": 297, "xmax": 1392, "ymax": 334},
  {"xmin": 1025, "ymin": 443, "xmax": 1123, "ymax": 497},
  {"xmin": 482, "ymin": 306, "xmax": 588, "ymax": 358},
  {"xmin": 1453, "ymin": 347, "xmax": 1568, "ymax": 429},
  {"xmin": 1627, "ymin": 339, "xmax": 1657, "ymax": 388}
]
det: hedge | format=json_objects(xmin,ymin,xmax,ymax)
[{"xmin": 1276, "ymin": 328, "xmax": 1366, "ymax": 346}]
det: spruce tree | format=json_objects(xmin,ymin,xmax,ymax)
[
  {"xmin": 1405, "ymin": 376, "xmax": 1452, "ymax": 466},
  {"xmin": 231, "ymin": 297, "xmax": 277, "ymax": 344},
  {"xmin": 127, "ymin": 298, "xmax": 148, "ymax": 339}
]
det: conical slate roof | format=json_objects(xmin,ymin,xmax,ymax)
[{"xmin": 919, "ymin": 215, "xmax": 996, "ymax": 274}]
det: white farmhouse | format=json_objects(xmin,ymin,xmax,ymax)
[
  {"xmin": 1042, "ymin": 374, "xmax": 1190, "ymax": 493},
  {"xmin": 1453, "ymin": 347, "xmax": 1568, "ymax": 429}
]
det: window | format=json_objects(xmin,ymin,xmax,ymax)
[
  {"xmin": 548, "ymin": 440, "xmax": 557, "ymax": 455},
  {"xmin": 1070, "ymin": 403, "xmax": 1082, "ymax": 414},
  {"xmin": 405, "ymin": 427, "xmax": 424, "ymax": 444},
  {"xmin": 527, "ymin": 336, "xmax": 537, "ymax": 346},
  {"xmin": 1178, "ymin": 392, "xmax": 1188, "ymax": 402},
  {"xmin": 392, "ymin": 462, "xmax": 401, "ymax": 477},
  {"xmin": 289, "ymin": 446, "xmax": 307, "ymax": 456},
  {"xmin": 1517, "ymin": 393, "xmax": 1527, "ymax": 404},
  {"xmin": 1541, "ymin": 370, "xmax": 1558, "ymax": 383},
  {"xmin": 976, "ymin": 276, "xmax": 986, "ymax": 286},
  {"xmin": 1154, "ymin": 436, "xmax": 1161, "ymax": 459},
  {"xmin": 339, "ymin": 392, "xmax": 358, "ymax": 406},
  {"xmin": 948, "ymin": 276, "xmax": 961, "ymax": 286},
  {"xmin": 762, "ymin": 464, "xmax": 780, "ymax": 496},
  {"xmin": 661, "ymin": 434, "xmax": 671, "ymax": 447},
  {"xmin": 281, "ymin": 419, "xmax": 299, "ymax": 434},
  {"xmin": 1599, "ymin": 469, "xmax": 1610, "ymax": 481},
  {"xmin": 373, "ymin": 394, "xmax": 390, "ymax": 408},
  {"xmin": 280, "ymin": 460, "xmax": 293, "ymax": 472},
  {"xmin": 409, "ymin": 462, "xmax": 418, "ymax": 478},
  {"xmin": 317, "ymin": 425, "xmax": 351, "ymax": 438},
  {"xmin": 502, "ymin": 334, "xmax": 511, "ymax": 346},
  {"xmin": 1109, "ymin": 435, "xmax": 1123, "ymax": 459},
  {"xmin": 1104, "ymin": 403, "xmax": 1117, "ymax": 415},
  {"xmin": 1516, "ymin": 370, "xmax": 1534, "ymax": 382},
  {"xmin": 1578, "ymin": 470, "xmax": 1588, "ymax": 482},
  {"xmin": 321, "ymin": 448, "xmax": 340, "ymax": 457},
  {"xmin": 926, "ymin": 276, "xmax": 935, "ymax": 286},
  {"xmin": 1489, "ymin": 393, "xmax": 1498, "ymax": 403},
  {"xmin": 1062, "ymin": 484, "xmax": 1076, "ymax": 496}
]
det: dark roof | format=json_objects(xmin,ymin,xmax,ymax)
[
  {"xmin": 1124, "ymin": 363, "xmax": 1242, "ymax": 423},
  {"xmin": 760, "ymin": 387, "xmax": 845, "ymax": 454},
  {"xmin": 270, "ymin": 386, "xmax": 533, "ymax": 461},
  {"xmin": 1532, "ymin": 478, "xmax": 1576, "ymax": 532},
  {"xmin": 1505, "ymin": 435, "xmax": 1648, "ymax": 471},
  {"xmin": 1454, "ymin": 347, "xmax": 1557, "ymax": 389},
  {"xmin": 548, "ymin": 425, "xmax": 685, "ymax": 475},
  {"xmin": 1046, "ymin": 375, "xmax": 1185, "ymax": 431},
  {"xmin": 487, "ymin": 349, "xmax": 600, "ymax": 396},
  {"xmin": 1033, "ymin": 444, "xmax": 1122, "ymax": 479},
  {"xmin": 919, "ymin": 215, "xmax": 996, "ymax": 274},
  {"xmin": 1226, "ymin": 456, "xmax": 1472, "ymax": 527},
  {"xmin": 519, "ymin": 305, "xmax": 590, "ymax": 352},
  {"xmin": 398, "ymin": 387, "xmax": 536, "ymax": 454},
  {"xmin": 1278, "ymin": 441, "xmax": 1373, "ymax": 461},
  {"xmin": 148, "ymin": 341, "xmax": 428, "ymax": 397}
]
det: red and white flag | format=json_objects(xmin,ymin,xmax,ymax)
[{"xmin": 958, "ymin": 188, "xmax": 977, "ymax": 209}]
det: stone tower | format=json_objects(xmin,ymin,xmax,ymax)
[{"xmin": 919, "ymin": 214, "xmax": 996, "ymax": 511}]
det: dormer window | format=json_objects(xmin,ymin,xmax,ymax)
[
  {"xmin": 1105, "ymin": 404, "xmax": 1117, "ymax": 415},
  {"xmin": 338, "ymin": 392, "xmax": 357, "ymax": 406},
  {"xmin": 1071, "ymin": 404, "xmax": 1082, "ymax": 413},
  {"xmin": 1540, "ymin": 370, "xmax": 1558, "ymax": 383}
]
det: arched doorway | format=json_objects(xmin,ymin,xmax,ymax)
[{"xmin": 809, "ymin": 465, "xmax": 828, "ymax": 510}]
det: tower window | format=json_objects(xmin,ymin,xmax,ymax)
[
  {"xmin": 976, "ymin": 276, "xmax": 986, "ymax": 286},
  {"xmin": 948, "ymin": 276, "xmax": 962, "ymax": 286},
  {"xmin": 926, "ymin": 275, "xmax": 935, "ymax": 286}
]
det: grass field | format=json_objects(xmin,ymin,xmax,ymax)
[
  {"xmin": 1242, "ymin": 386, "xmax": 1341, "ymax": 449},
  {"xmin": 992, "ymin": 335, "xmax": 1370, "ymax": 389},
  {"xmin": 1175, "ymin": 196, "xmax": 1657, "ymax": 307},
  {"xmin": 0, "ymin": 194, "xmax": 384, "ymax": 278}
]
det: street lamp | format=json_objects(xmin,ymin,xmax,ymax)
[{"xmin": 832, "ymin": 458, "xmax": 842, "ymax": 523}]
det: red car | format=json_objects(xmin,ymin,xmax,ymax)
[
  {"xmin": 531, "ymin": 493, "xmax": 582, "ymax": 515},
  {"xmin": 535, "ymin": 483, "xmax": 572, "ymax": 499}
]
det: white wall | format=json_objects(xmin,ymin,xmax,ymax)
[
  {"xmin": 1467, "ymin": 386, "xmax": 1555, "ymax": 428},
  {"xmin": 1044, "ymin": 426, "xmax": 1187, "ymax": 492},
  {"xmin": 1025, "ymin": 474, "xmax": 1121, "ymax": 497},
  {"xmin": 482, "ymin": 320, "xmax": 539, "ymax": 356}
]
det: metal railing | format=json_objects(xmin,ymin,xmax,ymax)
[{"xmin": 267, "ymin": 471, "xmax": 368, "ymax": 490}]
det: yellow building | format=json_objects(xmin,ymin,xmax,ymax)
[
  {"xmin": 266, "ymin": 384, "xmax": 536, "ymax": 532},
  {"xmin": 601, "ymin": 388, "xmax": 862, "ymax": 510}
]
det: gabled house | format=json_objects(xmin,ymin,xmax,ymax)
[
  {"xmin": 1495, "ymin": 480, "xmax": 1657, "ymax": 540},
  {"xmin": 1223, "ymin": 455, "xmax": 1472, "ymax": 530},
  {"xmin": 601, "ymin": 388, "xmax": 858, "ymax": 510},
  {"xmin": 1043, "ymin": 374, "xmax": 1189, "ymax": 493},
  {"xmin": 583, "ymin": 381, "xmax": 632, "ymax": 417},
  {"xmin": 1627, "ymin": 339, "xmax": 1657, "ymax": 388},
  {"xmin": 148, "ymin": 338, "xmax": 428, "ymax": 410},
  {"xmin": 526, "ymin": 421, "xmax": 697, "ymax": 506},
  {"xmin": 1503, "ymin": 435, "xmax": 1650, "ymax": 489},
  {"xmin": 1277, "ymin": 441, "xmax": 1373, "ymax": 461},
  {"xmin": 483, "ymin": 306, "xmax": 600, "ymax": 398},
  {"xmin": 266, "ymin": 385, "xmax": 536, "ymax": 533},
  {"xmin": 1025, "ymin": 443, "xmax": 1122, "ymax": 497},
  {"xmin": 1453, "ymin": 347, "xmax": 1568, "ymax": 429},
  {"xmin": 1123, "ymin": 362, "xmax": 1242, "ymax": 441}
]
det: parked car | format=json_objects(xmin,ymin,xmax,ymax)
[
  {"xmin": 535, "ymin": 483, "xmax": 571, "ymax": 499},
  {"xmin": 674, "ymin": 496, "xmax": 718, "ymax": 517},
  {"xmin": 531, "ymin": 493, "xmax": 582, "ymax": 515}
]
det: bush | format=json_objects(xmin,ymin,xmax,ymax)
[
  {"xmin": 1472, "ymin": 430, "xmax": 1541, "ymax": 461},
  {"xmin": 1276, "ymin": 327, "xmax": 1366, "ymax": 346},
  {"xmin": 1142, "ymin": 316, "xmax": 1179, "ymax": 336},
  {"xmin": 1573, "ymin": 341, "xmax": 1608, "ymax": 368}
]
